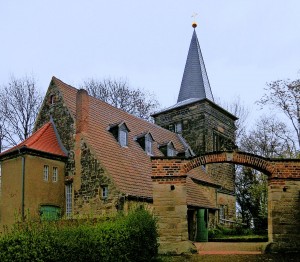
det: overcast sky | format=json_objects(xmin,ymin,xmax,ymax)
[{"xmin": 1, "ymin": 1, "xmax": 299, "ymax": 123}]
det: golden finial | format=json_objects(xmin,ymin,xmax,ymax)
[{"xmin": 191, "ymin": 12, "xmax": 198, "ymax": 28}]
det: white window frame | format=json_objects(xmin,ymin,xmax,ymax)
[
  {"xmin": 52, "ymin": 167, "xmax": 58, "ymax": 182},
  {"xmin": 145, "ymin": 134, "xmax": 153, "ymax": 155},
  {"xmin": 65, "ymin": 184, "xmax": 72, "ymax": 217},
  {"xmin": 175, "ymin": 122, "xmax": 182, "ymax": 134},
  {"xmin": 219, "ymin": 205, "xmax": 225, "ymax": 222},
  {"xmin": 43, "ymin": 165, "xmax": 49, "ymax": 181},
  {"xmin": 119, "ymin": 126, "xmax": 128, "ymax": 147},
  {"xmin": 167, "ymin": 143, "xmax": 176, "ymax": 157},
  {"xmin": 101, "ymin": 186, "xmax": 108, "ymax": 198}
]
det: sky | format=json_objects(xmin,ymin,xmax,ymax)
[{"xmin": 1, "ymin": 1, "xmax": 299, "ymax": 125}]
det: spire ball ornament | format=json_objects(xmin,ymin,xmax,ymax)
[{"xmin": 191, "ymin": 12, "xmax": 198, "ymax": 28}]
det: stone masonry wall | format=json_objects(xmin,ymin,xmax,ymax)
[
  {"xmin": 73, "ymin": 140, "xmax": 121, "ymax": 216},
  {"xmin": 153, "ymin": 100, "xmax": 236, "ymax": 214},
  {"xmin": 35, "ymin": 80, "xmax": 75, "ymax": 151}
]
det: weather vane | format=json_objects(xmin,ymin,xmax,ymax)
[{"xmin": 191, "ymin": 12, "xmax": 198, "ymax": 28}]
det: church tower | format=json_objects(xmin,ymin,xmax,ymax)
[{"xmin": 152, "ymin": 22, "xmax": 237, "ymax": 220}]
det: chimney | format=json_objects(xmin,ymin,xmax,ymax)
[{"xmin": 76, "ymin": 89, "xmax": 89, "ymax": 134}]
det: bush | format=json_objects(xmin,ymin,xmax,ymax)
[
  {"xmin": 0, "ymin": 208, "xmax": 158, "ymax": 262},
  {"xmin": 208, "ymin": 224, "xmax": 253, "ymax": 239}
]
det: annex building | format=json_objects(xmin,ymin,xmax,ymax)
[{"xmin": 0, "ymin": 24, "xmax": 238, "ymax": 242}]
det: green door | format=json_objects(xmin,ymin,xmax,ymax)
[
  {"xmin": 40, "ymin": 205, "xmax": 61, "ymax": 221},
  {"xmin": 196, "ymin": 209, "xmax": 208, "ymax": 242}
]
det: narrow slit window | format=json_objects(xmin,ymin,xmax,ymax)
[
  {"xmin": 101, "ymin": 186, "xmax": 108, "ymax": 198},
  {"xmin": 65, "ymin": 184, "xmax": 72, "ymax": 217},
  {"xmin": 43, "ymin": 165, "xmax": 49, "ymax": 181}
]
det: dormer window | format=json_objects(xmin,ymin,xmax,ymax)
[
  {"xmin": 159, "ymin": 141, "xmax": 177, "ymax": 157},
  {"xmin": 119, "ymin": 125, "xmax": 128, "ymax": 147},
  {"xmin": 145, "ymin": 134, "xmax": 153, "ymax": 155},
  {"xmin": 167, "ymin": 142, "xmax": 176, "ymax": 157},
  {"xmin": 135, "ymin": 132, "xmax": 154, "ymax": 156},
  {"xmin": 108, "ymin": 122, "xmax": 130, "ymax": 147}
]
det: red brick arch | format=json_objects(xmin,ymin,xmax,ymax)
[{"xmin": 183, "ymin": 151, "xmax": 275, "ymax": 176}]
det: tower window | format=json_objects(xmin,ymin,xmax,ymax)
[{"xmin": 175, "ymin": 122, "xmax": 182, "ymax": 134}]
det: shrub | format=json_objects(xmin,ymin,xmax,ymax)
[{"xmin": 0, "ymin": 208, "xmax": 158, "ymax": 262}]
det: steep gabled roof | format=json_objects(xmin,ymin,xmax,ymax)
[
  {"xmin": 0, "ymin": 119, "xmax": 68, "ymax": 159},
  {"xmin": 50, "ymin": 77, "xmax": 218, "ymax": 207},
  {"xmin": 177, "ymin": 28, "xmax": 214, "ymax": 103},
  {"xmin": 51, "ymin": 77, "xmax": 188, "ymax": 199}
]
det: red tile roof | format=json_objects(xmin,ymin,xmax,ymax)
[
  {"xmin": 186, "ymin": 178, "xmax": 217, "ymax": 209},
  {"xmin": 0, "ymin": 121, "xmax": 67, "ymax": 158},
  {"xmin": 51, "ymin": 77, "xmax": 217, "ymax": 205},
  {"xmin": 187, "ymin": 166, "xmax": 219, "ymax": 186}
]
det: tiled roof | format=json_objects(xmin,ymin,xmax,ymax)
[
  {"xmin": 187, "ymin": 166, "xmax": 220, "ymax": 186},
  {"xmin": 52, "ymin": 77, "xmax": 187, "ymax": 199},
  {"xmin": 186, "ymin": 177, "xmax": 217, "ymax": 209},
  {"xmin": 52, "ymin": 77, "xmax": 218, "ymax": 207},
  {"xmin": 0, "ymin": 120, "xmax": 68, "ymax": 158},
  {"xmin": 177, "ymin": 29, "xmax": 214, "ymax": 103}
]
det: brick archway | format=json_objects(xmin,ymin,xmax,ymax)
[{"xmin": 151, "ymin": 151, "xmax": 300, "ymax": 254}]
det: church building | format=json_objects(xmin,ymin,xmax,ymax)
[{"xmin": 0, "ymin": 23, "xmax": 237, "ymax": 241}]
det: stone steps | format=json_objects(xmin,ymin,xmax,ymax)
[{"xmin": 194, "ymin": 242, "xmax": 268, "ymax": 255}]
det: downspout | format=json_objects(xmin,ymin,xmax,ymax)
[{"xmin": 21, "ymin": 155, "xmax": 25, "ymax": 221}]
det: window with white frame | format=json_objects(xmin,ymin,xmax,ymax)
[
  {"xmin": 43, "ymin": 165, "xmax": 49, "ymax": 181},
  {"xmin": 119, "ymin": 126, "xmax": 128, "ymax": 147},
  {"xmin": 167, "ymin": 143, "xmax": 176, "ymax": 157},
  {"xmin": 219, "ymin": 205, "xmax": 226, "ymax": 222},
  {"xmin": 52, "ymin": 167, "xmax": 58, "ymax": 182},
  {"xmin": 175, "ymin": 122, "xmax": 182, "ymax": 134},
  {"xmin": 145, "ymin": 134, "xmax": 153, "ymax": 155},
  {"xmin": 65, "ymin": 184, "xmax": 72, "ymax": 217},
  {"xmin": 101, "ymin": 186, "xmax": 108, "ymax": 199}
]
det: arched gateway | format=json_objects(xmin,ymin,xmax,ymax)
[{"xmin": 151, "ymin": 151, "xmax": 300, "ymax": 254}]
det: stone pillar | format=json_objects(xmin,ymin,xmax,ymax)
[
  {"xmin": 151, "ymin": 158, "xmax": 195, "ymax": 254},
  {"xmin": 267, "ymin": 178, "xmax": 300, "ymax": 252}
]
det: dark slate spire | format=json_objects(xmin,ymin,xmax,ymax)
[{"xmin": 177, "ymin": 24, "xmax": 214, "ymax": 103}]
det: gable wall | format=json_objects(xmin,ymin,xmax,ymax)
[
  {"xmin": 35, "ymin": 80, "xmax": 75, "ymax": 151},
  {"xmin": 72, "ymin": 139, "xmax": 122, "ymax": 216}
]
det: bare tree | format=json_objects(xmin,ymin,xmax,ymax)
[
  {"xmin": 240, "ymin": 115, "xmax": 297, "ymax": 158},
  {"xmin": 236, "ymin": 115, "xmax": 296, "ymax": 230},
  {"xmin": 224, "ymin": 96, "xmax": 250, "ymax": 145},
  {"xmin": 81, "ymin": 78, "xmax": 160, "ymax": 121},
  {"xmin": 257, "ymin": 79, "xmax": 300, "ymax": 149},
  {"xmin": 0, "ymin": 76, "xmax": 43, "ymax": 151}
]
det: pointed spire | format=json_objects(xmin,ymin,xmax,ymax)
[{"xmin": 177, "ymin": 25, "xmax": 214, "ymax": 103}]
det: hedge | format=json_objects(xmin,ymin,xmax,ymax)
[{"xmin": 0, "ymin": 208, "xmax": 159, "ymax": 262}]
